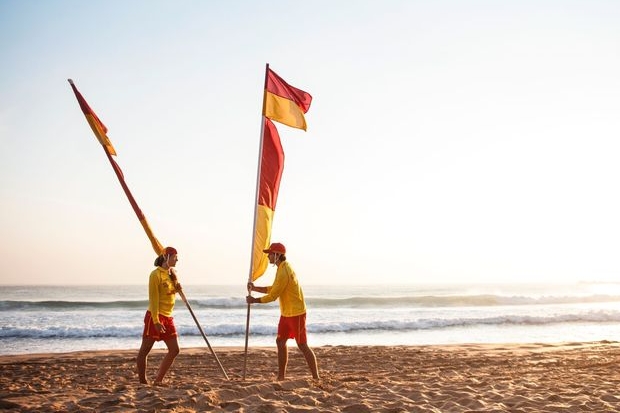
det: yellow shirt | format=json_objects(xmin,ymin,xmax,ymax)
[
  {"xmin": 148, "ymin": 267, "xmax": 177, "ymax": 321},
  {"xmin": 259, "ymin": 261, "xmax": 306, "ymax": 317}
]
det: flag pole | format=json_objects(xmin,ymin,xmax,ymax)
[
  {"xmin": 101, "ymin": 149, "xmax": 163, "ymax": 254},
  {"xmin": 177, "ymin": 288, "xmax": 229, "ymax": 379},
  {"xmin": 103, "ymin": 148, "xmax": 229, "ymax": 379},
  {"xmin": 243, "ymin": 63, "xmax": 270, "ymax": 380},
  {"xmin": 68, "ymin": 78, "xmax": 229, "ymax": 380}
]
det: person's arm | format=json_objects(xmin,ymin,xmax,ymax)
[
  {"xmin": 248, "ymin": 282, "xmax": 268, "ymax": 294},
  {"xmin": 256, "ymin": 268, "xmax": 288, "ymax": 304},
  {"xmin": 246, "ymin": 282, "xmax": 267, "ymax": 304},
  {"xmin": 170, "ymin": 268, "xmax": 183, "ymax": 293},
  {"xmin": 148, "ymin": 273, "xmax": 161, "ymax": 325}
]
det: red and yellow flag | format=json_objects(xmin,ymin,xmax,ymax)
[
  {"xmin": 68, "ymin": 79, "xmax": 164, "ymax": 256},
  {"xmin": 68, "ymin": 80, "xmax": 117, "ymax": 156},
  {"xmin": 263, "ymin": 68, "xmax": 312, "ymax": 130},
  {"xmin": 250, "ymin": 67, "xmax": 312, "ymax": 281},
  {"xmin": 251, "ymin": 118, "xmax": 284, "ymax": 280}
]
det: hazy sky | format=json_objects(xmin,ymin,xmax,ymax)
[{"xmin": 2, "ymin": 1, "xmax": 620, "ymax": 286}]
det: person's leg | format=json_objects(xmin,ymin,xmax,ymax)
[
  {"xmin": 276, "ymin": 338, "xmax": 288, "ymax": 380},
  {"xmin": 297, "ymin": 342, "xmax": 319, "ymax": 379},
  {"xmin": 137, "ymin": 337, "xmax": 156, "ymax": 384},
  {"xmin": 154, "ymin": 336, "xmax": 180, "ymax": 384}
]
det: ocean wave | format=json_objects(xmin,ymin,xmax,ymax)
[
  {"xmin": 309, "ymin": 294, "xmax": 620, "ymax": 308},
  {"xmin": 3, "ymin": 310, "xmax": 620, "ymax": 339},
  {"xmin": 0, "ymin": 300, "xmax": 149, "ymax": 311},
  {"xmin": 4, "ymin": 293, "xmax": 620, "ymax": 311}
]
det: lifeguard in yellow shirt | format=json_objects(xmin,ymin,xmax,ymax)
[
  {"xmin": 247, "ymin": 242, "xmax": 320, "ymax": 380},
  {"xmin": 137, "ymin": 246, "xmax": 182, "ymax": 385}
]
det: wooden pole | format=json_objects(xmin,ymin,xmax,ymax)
[
  {"xmin": 178, "ymin": 290, "xmax": 229, "ymax": 380},
  {"xmin": 243, "ymin": 63, "xmax": 270, "ymax": 380},
  {"xmin": 68, "ymin": 78, "xmax": 229, "ymax": 380}
]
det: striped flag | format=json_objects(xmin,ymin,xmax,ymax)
[
  {"xmin": 68, "ymin": 79, "xmax": 164, "ymax": 255},
  {"xmin": 251, "ymin": 118, "xmax": 284, "ymax": 280},
  {"xmin": 263, "ymin": 68, "xmax": 312, "ymax": 130},
  {"xmin": 250, "ymin": 67, "xmax": 312, "ymax": 281},
  {"xmin": 68, "ymin": 80, "xmax": 117, "ymax": 156}
]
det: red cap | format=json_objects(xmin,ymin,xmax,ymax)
[
  {"xmin": 163, "ymin": 246, "xmax": 178, "ymax": 256},
  {"xmin": 263, "ymin": 242, "xmax": 286, "ymax": 255}
]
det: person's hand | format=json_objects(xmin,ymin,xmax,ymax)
[
  {"xmin": 155, "ymin": 323, "xmax": 166, "ymax": 333},
  {"xmin": 246, "ymin": 295, "xmax": 258, "ymax": 304},
  {"xmin": 247, "ymin": 282, "xmax": 255, "ymax": 291}
]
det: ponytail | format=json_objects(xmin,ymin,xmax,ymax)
[{"xmin": 154, "ymin": 255, "xmax": 165, "ymax": 267}]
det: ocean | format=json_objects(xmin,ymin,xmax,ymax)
[{"xmin": 2, "ymin": 282, "xmax": 620, "ymax": 356}]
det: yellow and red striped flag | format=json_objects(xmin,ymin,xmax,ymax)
[
  {"xmin": 263, "ymin": 68, "xmax": 312, "ymax": 130},
  {"xmin": 251, "ymin": 118, "xmax": 284, "ymax": 280},
  {"xmin": 68, "ymin": 79, "xmax": 164, "ymax": 256},
  {"xmin": 68, "ymin": 80, "xmax": 117, "ymax": 156},
  {"xmin": 250, "ymin": 67, "xmax": 312, "ymax": 281}
]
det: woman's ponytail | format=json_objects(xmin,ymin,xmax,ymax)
[{"xmin": 154, "ymin": 255, "xmax": 165, "ymax": 267}]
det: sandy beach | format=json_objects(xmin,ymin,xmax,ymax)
[{"xmin": 2, "ymin": 341, "xmax": 620, "ymax": 412}]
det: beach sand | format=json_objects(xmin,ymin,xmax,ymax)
[{"xmin": 2, "ymin": 341, "xmax": 620, "ymax": 412}]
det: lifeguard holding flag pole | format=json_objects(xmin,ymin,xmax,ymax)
[
  {"xmin": 243, "ymin": 64, "xmax": 312, "ymax": 379},
  {"xmin": 67, "ymin": 79, "xmax": 229, "ymax": 380}
]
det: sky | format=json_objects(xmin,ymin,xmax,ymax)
[{"xmin": 1, "ymin": 0, "xmax": 620, "ymax": 286}]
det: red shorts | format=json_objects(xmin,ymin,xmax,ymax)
[
  {"xmin": 277, "ymin": 313, "xmax": 307, "ymax": 344},
  {"xmin": 143, "ymin": 311, "xmax": 177, "ymax": 341}
]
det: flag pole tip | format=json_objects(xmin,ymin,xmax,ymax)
[{"xmin": 67, "ymin": 79, "xmax": 74, "ymax": 85}]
